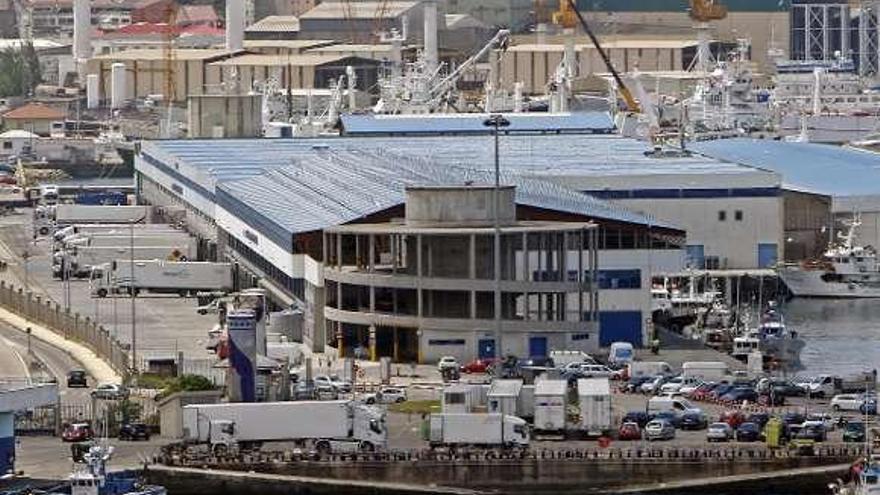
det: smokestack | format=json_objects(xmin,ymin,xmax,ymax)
[
  {"xmin": 423, "ymin": 0, "xmax": 438, "ymax": 71},
  {"xmin": 226, "ymin": 0, "xmax": 245, "ymax": 52},
  {"xmin": 110, "ymin": 63, "xmax": 126, "ymax": 109},
  {"xmin": 72, "ymin": 0, "xmax": 91, "ymax": 62}
]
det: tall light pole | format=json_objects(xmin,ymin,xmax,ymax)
[
  {"xmin": 129, "ymin": 215, "xmax": 145, "ymax": 378},
  {"xmin": 483, "ymin": 114, "xmax": 510, "ymax": 359}
]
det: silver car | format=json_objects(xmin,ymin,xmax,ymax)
[
  {"xmin": 644, "ymin": 419, "xmax": 675, "ymax": 441},
  {"xmin": 706, "ymin": 422, "xmax": 734, "ymax": 442}
]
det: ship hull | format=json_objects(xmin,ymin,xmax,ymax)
[{"xmin": 780, "ymin": 268, "xmax": 880, "ymax": 298}]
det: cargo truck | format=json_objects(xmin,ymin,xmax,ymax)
[
  {"xmin": 426, "ymin": 413, "xmax": 530, "ymax": 449},
  {"xmin": 181, "ymin": 400, "xmax": 387, "ymax": 454},
  {"xmin": 53, "ymin": 223, "xmax": 181, "ymax": 242},
  {"xmin": 53, "ymin": 244, "xmax": 195, "ymax": 278},
  {"xmin": 90, "ymin": 260, "xmax": 233, "ymax": 297},
  {"xmin": 577, "ymin": 378, "xmax": 612, "ymax": 437},
  {"xmin": 54, "ymin": 205, "xmax": 150, "ymax": 225},
  {"xmin": 60, "ymin": 232, "xmax": 193, "ymax": 252}
]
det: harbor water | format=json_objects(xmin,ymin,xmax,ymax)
[{"xmin": 785, "ymin": 298, "xmax": 880, "ymax": 376}]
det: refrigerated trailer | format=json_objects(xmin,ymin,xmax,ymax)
[
  {"xmin": 60, "ymin": 232, "xmax": 193, "ymax": 252},
  {"xmin": 90, "ymin": 260, "xmax": 233, "ymax": 297},
  {"xmin": 181, "ymin": 400, "xmax": 387, "ymax": 454},
  {"xmin": 53, "ymin": 244, "xmax": 196, "ymax": 278},
  {"xmin": 53, "ymin": 205, "xmax": 150, "ymax": 225},
  {"xmin": 53, "ymin": 223, "xmax": 181, "ymax": 242},
  {"xmin": 577, "ymin": 378, "xmax": 612, "ymax": 437},
  {"xmin": 426, "ymin": 413, "xmax": 529, "ymax": 448}
]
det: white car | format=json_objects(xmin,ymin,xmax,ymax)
[
  {"xmin": 830, "ymin": 394, "xmax": 864, "ymax": 412},
  {"xmin": 363, "ymin": 386, "xmax": 408, "ymax": 405},
  {"xmin": 437, "ymin": 356, "xmax": 460, "ymax": 372},
  {"xmin": 679, "ymin": 380, "xmax": 704, "ymax": 396},
  {"xmin": 660, "ymin": 376, "xmax": 701, "ymax": 395},
  {"xmin": 314, "ymin": 374, "xmax": 352, "ymax": 393},
  {"xmin": 91, "ymin": 383, "xmax": 128, "ymax": 400},
  {"xmin": 640, "ymin": 376, "xmax": 665, "ymax": 395},
  {"xmin": 706, "ymin": 422, "xmax": 733, "ymax": 442}
]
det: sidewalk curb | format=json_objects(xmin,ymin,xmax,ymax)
[{"xmin": 0, "ymin": 306, "xmax": 121, "ymax": 384}]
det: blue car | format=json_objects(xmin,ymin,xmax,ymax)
[
  {"xmin": 651, "ymin": 411, "xmax": 681, "ymax": 428},
  {"xmin": 861, "ymin": 398, "xmax": 877, "ymax": 415},
  {"xmin": 721, "ymin": 388, "xmax": 759, "ymax": 403}
]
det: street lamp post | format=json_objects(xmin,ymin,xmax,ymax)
[
  {"xmin": 483, "ymin": 114, "xmax": 510, "ymax": 360},
  {"xmin": 130, "ymin": 218, "xmax": 136, "ymax": 376}
]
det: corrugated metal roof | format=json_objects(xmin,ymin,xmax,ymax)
[
  {"xmin": 91, "ymin": 48, "xmax": 227, "ymax": 60},
  {"xmin": 213, "ymin": 147, "xmax": 675, "ymax": 237},
  {"xmin": 300, "ymin": 1, "xmax": 419, "ymax": 19},
  {"xmin": 244, "ymin": 15, "xmax": 300, "ymax": 33},
  {"xmin": 341, "ymin": 112, "xmax": 616, "ymax": 135},
  {"xmin": 210, "ymin": 53, "xmax": 351, "ymax": 66},
  {"xmin": 690, "ymin": 138, "xmax": 880, "ymax": 197}
]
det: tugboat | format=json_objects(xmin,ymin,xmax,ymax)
[{"xmin": 755, "ymin": 304, "xmax": 805, "ymax": 370}]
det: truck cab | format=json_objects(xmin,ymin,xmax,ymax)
[
  {"xmin": 505, "ymin": 416, "xmax": 530, "ymax": 447},
  {"xmin": 797, "ymin": 374, "xmax": 836, "ymax": 398},
  {"xmin": 90, "ymin": 265, "xmax": 111, "ymax": 297},
  {"xmin": 350, "ymin": 404, "xmax": 387, "ymax": 451},
  {"xmin": 207, "ymin": 419, "xmax": 237, "ymax": 453}
]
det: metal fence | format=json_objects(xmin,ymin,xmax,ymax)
[{"xmin": 0, "ymin": 280, "xmax": 130, "ymax": 377}]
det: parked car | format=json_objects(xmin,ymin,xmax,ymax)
[
  {"xmin": 363, "ymin": 386, "xmax": 408, "ymax": 405},
  {"xmin": 623, "ymin": 375, "xmax": 654, "ymax": 393},
  {"xmin": 735, "ymin": 422, "xmax": 762, "ymax": 442},
  {"xmin": 437, "ymin": 356, "xmax": 460, "ymax": 373},
  {"xmin": 719, "ymin": 410, "xmax": 747, "ymax": 429},
  {"xmin": 843, "ymin": 422, "xmax": 866, "ymax": 443},
  {"xmin": 640, "ymin": 376, "xmax": 666, "ymax": 395},
  {"xmin": 679, "ymin": 380, "xmax": 705, "ymax": 396},
  {"xmin": 62, "ymin": 423, "xmax": 94, "ymax": 442},
  {"xmin": 618, "ymin": 422, "xmax": 642, "ymax": 440},
  {"xmin": 621, "ymin": 411, "xmax": 651, "ymax": 428},
  {"xmin": 806, "ymin": 413, "xmax": 836, "ymax": 432},
  {"xmin": 862, "ymin": 398, "xmax": 878, "ymax": 415},
  {"xmin": 679, "ymin": 411, "xmax": 708, "ymax": 430},
  {"xmin": 831, "ymin": 394, "xmax": 866, "ymax": 412},
  {"xmin": 782, "ymin": 412, "xmax": 806, "ymax": 426},
  {"xmin": 91, "ymin": 383, "xmax": 128, "ymax": 400},
  {"xmin": 314, "ymin": 375, "xmax": 351, "ymax": 394},
  {"xmin": 523, "ymin": 356, "xmax": 556, "ymax": 369},
  {"xmin": 746, "ymin": 412, "xmax": 771, "ymax": 429},
  {"xmin": 689, "ymin": 382, "xmax": 717, "ymax": 401},
  {"xmin": 651, "ymin": 411, "xmax": 681, "ymax": 428},
  {"xmin": 757, "ymin": 378, "xmax": 805, "ymax": 397},
  {"xmin": 644, "ymin": 419, "xmax": 676, "ymax": 441},
  {"xmin": 708, "ymin": 384, "xmax": 735, "ymax": 401},
  {"xmin": 720, "ymin": 387, "xmax": 758, "ymax": 404},
  {"xmin": 460, "ymin": 358, "xmax": 496, "ymax": 374},
  {"xmin": 118, "ymin": 422, "xmax": 151, "ymax": 441},
  {"xmin": 660, "ymin": 376, "xmax": 700, "ymax": 395},
  {"xmin": 292, "ymin": 380, "xmax": 316, "ymax": 401},
  {"xmin": 796, "ymin": 423, "xmax": 827, "ymax": 442},
  {"xmin": 706, "ymin": 422, "xmax": 734, "ymax": 442},
  {"xmin": 562, "ymin": 363, "xmax": 614, "ymax": 382},
  {"xmin": 66, "ymin": 370, "xmax": 88, "ymax": 388}
]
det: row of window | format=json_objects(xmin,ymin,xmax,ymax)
[
  {"xmin": 532, "ymin": 269, "xmax": 642, "ymax": 289},
  {"xmin": 718, "ymin": 210, "xmax": 744, "ymax": 222}
]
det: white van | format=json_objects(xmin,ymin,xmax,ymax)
[
  {"xmin": 608, "ymin": 342, "xmax": 634, "ymax": 366},
  {"xmin": 681, "ymin": 361, "xmax": 729, "ymax": 382},
  {"xmin": 647, "ymin": 396, "xmax": 702, "ymax": 415},
  {"xmin": 628, "ymin": 361, "xmax": 673, "ymax": 379}
]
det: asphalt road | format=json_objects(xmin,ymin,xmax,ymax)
[{"xmin": 0, "ymin": 326, "xmax": 29, "ymax": 379}]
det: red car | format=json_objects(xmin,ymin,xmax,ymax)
[
  {"xmin": 618, "ymin": 422, "xmax": 642, "ymax": 440},
  {"xmin": 62, "ymin": 422, "xmax": 94, "ymax": 443},
  {"xmin": 460, "ymin": 358, "xmax": 497, "ymax": 374},
  {"xmin": 689, "ymin": 382, "xmax": 716, "ymax": 401},
  {"xmin": 719, "ymin": 410, "xmax": 747, "ymax": 429}
]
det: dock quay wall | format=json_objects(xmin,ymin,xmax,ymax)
[{"xmin": 155, "ymin": 444, "xmax": 862, "ymax": 494}]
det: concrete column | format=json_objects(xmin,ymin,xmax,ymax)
[
  {"xmin": 393, "ymin": 327, "xmax": 399, "ymax": 361},
  {"xmin": 578, "ymin": 229, "xmax": 584, "ymax": 323},
  {"xmin": 369, "ymin": 325, "xmax": 377, "ymax": 361},
  {"xmin": 469, "ymin": 234, "xmax": 476, "ymax": 319},
  {"xmin": 369, "ymin": 234, "xmax": 375, "ymax": 272},
  {"xmin": 416, "ymin": 234, "xmax": 423, "ymax": 318}
]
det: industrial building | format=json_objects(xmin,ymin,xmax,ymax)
[
  {"xmin": 0, "ymin": 382, "xmax": 58, "ymax": 475},
  {"xmin": 135, "ymin": 130, "xmax": 688, "ymax": 359},
  {"xmin": 324, "ymin": 185, "xmax": 598, "ymax": 362}
]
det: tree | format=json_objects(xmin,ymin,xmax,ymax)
[{"xmin": 0, "ymin": 42, "xmax": 41, "ymax": 97}]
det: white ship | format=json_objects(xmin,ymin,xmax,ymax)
[{"xmin": 780, "ymin": 217, "xmax": 880, "ymax": 298}]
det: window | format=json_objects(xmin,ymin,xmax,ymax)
[
  {"xmin": 705, "ymin": 256, "xmax": 721, "ymax": 270},
  {"xmin": 718, "ymin": 210, "xmax": 726, "ymax": 221},
  {"xmin": 445, "ymin": 392, "xmax": 465, "ymax": 404},
  {"xmin": 428, "ymin": 339, "xmax": 465, "ymax": 346},
  {"xmin": 571, "ymin": 333, "xmax": 590, "ymax": 341},
  {"xmin": 735, "ymin": 210, "xmax": 743, "ymax": 221},
  {"xmin": 2, "ymin": 141, "xmax": 11, "ymax": 149},
  {"xmin": 597, "ymin": 269, "xmax": 641, "ymax": 289}
]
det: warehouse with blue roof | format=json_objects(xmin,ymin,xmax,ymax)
[{"xmin": 136, "ymin": 135, "xmax": 689, "ymax": 357}]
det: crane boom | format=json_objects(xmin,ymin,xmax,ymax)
[
  {"xmin": 430, "ymin": 29, "xmax": 510, "ymax": 100},
  {"xmin": 565, "ymin": 0, "xmax": 639, "ymax": 112}
]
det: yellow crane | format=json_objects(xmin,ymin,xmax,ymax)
[{"xmin": 563, "ymin": 0, "xmax": 639, "ymax": 112}]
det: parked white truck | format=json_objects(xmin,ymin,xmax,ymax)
[
  {"xmin": 181, "ymin": 400, "xmax": 387, "ymax": 454},
  {"xmin": 60, "ymin": 232, "xmax": 193, "ymax": 252},
  {"xmin": 627, "ymin": 361, "xmax": 673, "ymax": 379},
  {"xmin": 90, "ymin": 260, "xmax": 233, "ymax": 297},
  {"xmin": 577, "ymin": 378, "xmax": 612, "ymax": 437},
  {"xmin": 53, "ymin": 205, "xmax": 150, "ymax": 226},
  {"xmin": 426, "ymin": 413, "xmax": 529, "ymax": 449},
  {"xmin": 53, "ymin": 223, "xmax": 180, "ymax": 242},
  {"xmin": 53, "ymin": 244, "xmax": 196, "ymax": 278}
]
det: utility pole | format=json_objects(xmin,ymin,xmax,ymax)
[{"xmin": 483, "ymin": 115, "xmax": 510, "ymax": 359}]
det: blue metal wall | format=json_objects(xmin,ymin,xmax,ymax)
[
  {"xmin": 599, "ymin": 311, "xmax": 643, "ymax": 347},
  {"xmin": 227, "ymin": 310, "xmax": 257, "ymax": 402}
]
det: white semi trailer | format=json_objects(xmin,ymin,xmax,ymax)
[
  {"xmin": 61, "ymin": 232, "xmax": 193, "ymax": 252},
  {"xmin": 181, "ymin": 400, "xmax": 387, "ymax": 454},
  {"xmin": 53, "ymin": 223, "xmax": 180, "ymax": 242},
  {"xmin": 53, "ymin": 244, "xmax": 196, "ymax": 278},
  {"xmin": 53, "ymin": 205, "xmax": 151, "ymax": 225},
  {"xmin": 577, "ymin": 378, "xmax": 612, "ymax": 437},
  {"xmin": 426, "ymin": 413, "xmax": 530, "ymax": 448},
  {"xmin": 90, "ymin": 260, "xmax": 233, "ymax": 297}
]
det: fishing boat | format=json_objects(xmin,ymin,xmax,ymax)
[{"xmin": 780, "ymin": 216, "xmax": 880, "ymax": 298}]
